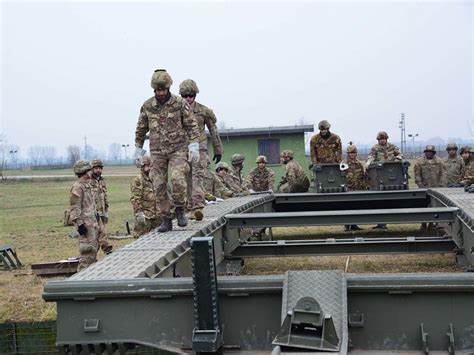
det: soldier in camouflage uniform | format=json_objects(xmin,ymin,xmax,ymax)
[
  {"xmin": 69, "ymin": 160, "xmax": 100, "ymax": 271},
  {"xmin": 203, "ymin": 160, "xmax": 233, "ymax": 199},
  {"xmin": 278, "ymin": 150, "xmax": 310, "ymax": 193},
  {"xmin": 130, "ymin": 156, "xmax": 160, "ymax": 238},
  {"xmin": 179, "ymin": 79, "xmax": 223, "ymax": 220},
  {"xmin": 366, "ymin": 131, "xmax": 403, "ymax": 166},
  {"xmin": 459, "ymin": 146, "xmax": 471, "ymax": 166},
  {"xmin": 229, "ymin": 154, "xmax": 246, "ymax": 187},
  {"xmin": 90, "ymin": 159, "xmax": 112, "ymax": 254},
  {"xmin": 310, "ymin": 120, "xmax": 342, "ymax": 164},
  {"xmin": 134, "ymin": 69, "xmax": 200, "ymax": 233},
  {"xmin": 443, "ymin": 143, "xmax": 465, "ymax": 187},
  {"xmin": 415, "ymin": 145, "xmax": 447, "ymax": 230},
  {"xmin": 461, "ymin": 148, "xmax": 474, "ymax": 187},
  {"xmin": 245, "ymin": 155, "xmax": 275, "ymax": 192},
  {"xmin": 215, "ymin": 162, "xmax": 246, "ymax": 195},
  {"xmin": 343, "ymin": 144, "xmax": 368, "ymax": 231}
]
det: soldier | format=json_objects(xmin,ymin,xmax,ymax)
[
  {"xmin": 69, "ymin": 160, "xmax": 100, "ymax": 271},
  {"xmin": 310, "ymin": 120, "xmax": 342, "ymax": 164},
  {"xmin": 134, "ymin": 69, "xmax": 200, "ymax": 233},
  {"xmin": 245, "ymin": 155, "xmax": 275, "ymax": 193},
  {"xmin": 461, "ymin": 148, "xmax": 474, "ymax": 187},
  {"xmin": 366, "ymin": 131, "xmax": 403, "ymax": 166},
  {"xmin": 203, "ymin": 160, "xmax": 233, "ymax": 199},
  {"xmin": 89, "ymin": 159, "xmax": 112, "ymax": 254},
  {"xmin": 343, "ymin": 144, "xmax": 368, "ymax": 231},
  {"xmin": 215, "ymin": 162, "xmax": 245, "ymax": 195},
  {"xmin": 278, "ymin": 150, "xmax": 310, "ymax": 193},
  {"xmin": 415, "ymin": 145, "xmax": 447, "ymax": 230},
  {"xmin": 179, "ymin": 79, "xmax": 223, "ymax": 220},
  {"xmin": 459, "ymin": 146, "xmax": 471, "ymax": 165},
  {"xmin": 130, "ymin": 155, "xmax": 161, "ymax": 238},
  {"xmin": 443, "ymin": 143, "xmax": 465, "ymax": 187},
  {"xmin": 229, "ymin": 154, "xmax": 246, "ymax": 187}
]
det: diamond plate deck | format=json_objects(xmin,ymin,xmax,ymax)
[
  {"xmin": 281, "ymin": 270, "xmax": 348, "ymax": 354},
  {"xmin": 429, "ymin": 188, "xmax": 474, "ymax": 228},
  {"xmin": 69, "ymin": 194, "xmax": 273, "ymax": 281}
]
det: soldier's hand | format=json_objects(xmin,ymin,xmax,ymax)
[
  {"xmin": 213, "ymin": 154, "xmax": 222, "ymax": 163},
  {"xmin": 78, "ymin": 224, "xmax": 87, "ymax": 236},
  {"xmin": 135, "ymin": 212, "xmax": 146, "ymax": 226},
  {"xmin": 188, "ymin": 142, "xmax": 200, "ymax": 163},
  {"xmin": 249, "ymin": 189, "xmax": 256, "ymax": 194}
]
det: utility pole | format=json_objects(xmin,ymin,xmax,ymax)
[{"xmin": 399, "ymin": 113, "xmax": 406, "ymax": 154}]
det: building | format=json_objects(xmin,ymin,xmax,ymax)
[{"xmin": 208, "ymin": 124, "xmax": 314, "ymax": 183}]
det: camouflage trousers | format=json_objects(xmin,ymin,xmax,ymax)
[
  {"xmin": 133, "ymin": 217, "xmax": 161, "ymax": 238},
  {"xmin": 151, "ymin": 149, "xmax": 190, "ymax": 218},
  {"xmin": 77, "ymin": 218, "xmax": 99, "ymax": 271},
  {"xmin": 186, "ymin": 148, "xmax": 207, "ymax": 211},
  {"xmin": 98, "ymin": 216, "xmax": 112, "ymax": 254}
]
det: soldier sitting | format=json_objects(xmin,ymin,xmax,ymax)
[
  {"xmin": 461, "ymin": 148, "xmax": 474, "ymax": 187},
  {"xmin": 245, "ymin": 155, "xmax": 275, "ymax": 193},
  {"xmin": 216, "ymin": 162, "xmax": 247, "ymax": 196},
  {"xmin": 203, "ymin": 159, "xmax": 233, "ymax": 200},
  {"xmin": 278, "ymin": 150, "xmax": 310, "ymax": 193},
  {"xmin": 130, "ymin": 156, "xmax": 161, "ymax": 238}
]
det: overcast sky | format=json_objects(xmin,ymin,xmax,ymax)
[{"xmin": 1, "ymin": 0, "xmax": 473, "ymax": 159}]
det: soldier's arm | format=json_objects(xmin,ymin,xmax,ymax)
[
  {"xmin": 394, "ymin": 145, "xmax": 403, "ymax": 160},
  {"xmin": 182, "ymin": 101, "xmax": 200, "ymax": 143},
  {"xmin": 366, "ymin": 147, "xmax": 376, "ymax": 165},
  {"xmin": 135, "ymin": 106, "xmax": 149, "ymax": 149},
  {"xmin": 244, "ymin": 170, "xmax": 254, "ymax": 190},
  {"xmin": 268, "ymin": 170, "xmax": 275, "ymax": 191},
  {"xmin": 215, "ymin": 176, "xmax": 233, "ymax": 199},
  {"xmin": 130, "ymin": 177, "xmax": 143, "ymax": 214},
  {"xmin": 103, "ymin": 180, "xmax": 109, "ymax": 213},
  {"xmin": 205, "ymin": 108, "xmax": 223, "ymax": 155},
  {"xmin": 336, "ymin": 137, "xmax": 342, "ymax": 162},
  {"xmin": 440, "ymin": 161, "xmax": 448, "ymax": 187},
  {"xmin": 69, "ymin": 186, "xmax": 83, "ymax": 226},
  {"xmin": 461, "ymin": 160, "xmax": 466, "ymax": 178},
  {"xmin": 310, "ymin": 137, "xmax": 317, "ymax": 163},
  {"xmin": 414, "ymin": 162, "xmax": 423, "ymax": 188}
]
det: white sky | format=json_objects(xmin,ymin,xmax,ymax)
[{"xmin": 1, "ymin": 0, "xmax": 473, "ymax": 158}]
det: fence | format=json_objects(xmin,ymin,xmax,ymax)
[{"xmin": 0, "ymin": 321, "xmax": 170, "ymax": 355}]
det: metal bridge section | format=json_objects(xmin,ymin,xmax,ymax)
[{"xmin": 44, "ymin": 188, "xmax": 474, "ymax": 354}]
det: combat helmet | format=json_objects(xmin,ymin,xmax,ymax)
[
  {"xmin": 424, "ymin": 145, "xmax": 436, "ymax": 153},
  {"xmin": 91, "ymin": 159, "xmax": 104, "ymax": 168},
  {"xmin": 346, "ymin": 144, "xmax": 358, "ymax": 153},
  {"xmin": 280, "ymin": 150, "xmax": 294, "ymax": 159},
  {"xmin": 73, "ymin": 160, "xmax": 92, "ymax": 174},
  {"xmin": 151, "ymin": 69, "xmax": 173, "ymax": 90},
  {"xmin": 318, "ymin": 120, "xmax": 331, "ymax": 130},
  {"xmin": 446, "ymin": 143, "xmax": 458, "ymax": 151},
  {"xmin": 215, "ymin": 161, "xmax": 230, "ymax": 172},
  {"xmin": 459, "ymin": 146, "xmax": 471, "ymax": 155},
  {"xmin": 179, "ymin": 79, "xmax": 199, "ymax": 96},
  {"xmin": 231, "ymin": 154, "xmax": 245, "ymax": 165},
  {"xmin": 376, "ymin": 131, "xmax": 389, "ymax": 140},
  {"xmin": 256, "ymin": 155, "xmax": 267, "ymax": 163}
]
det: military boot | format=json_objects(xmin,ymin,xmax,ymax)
[
  {"xmin": 193, "ymin": 209, "xmax": 204, "ymax": 221},
  {"xmin": 175, "ymin": 207, "xmax": 188, "ymax": 227},
  {"xmin": 158, "ymin": 218, "xmax": 173, "ymax": 233}
]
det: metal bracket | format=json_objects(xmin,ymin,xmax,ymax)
[
  {"xmin": 420, "ymin": 323, "xmax": 429, "ymax": 354},
  {"xmin": 0, "ymin": 244, "xmax": 23, "ymax": 270},
  {"xmin": 446, "ymin": 323, "xmax": 455, "ymax": 355},
  {"xmin": 272, "ymin": 296, "xmax": 339, "ymax": 351}
]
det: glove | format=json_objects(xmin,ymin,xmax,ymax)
[
  {"xmin": 78, "ymin": 224, "xmax": 87, "ymax": 236},
  {"xmin": 135, "ymin": 212, "xmax": 146, "ymax": 225},
  {"xmin": 213, "ymin": 154, "xmax": 222, "ymax": 163},
  {"xmin": 188, "ymin": 142, "xmax": 200, "ymax": 163},
  {"xmin": 215, "ymin": 197, "xmax": 224, "ymax": 202},
  {"xmin": 103, "ymin": 212, "xmax": 109, "ymax": 224},
  {"xmin": 268, "ymin": 189, "xmax": 274, "ymax": 194},
  {"xmin": 249, "ymin": 189, "xmax": 256, "ymax": 194},
  {"xmin": 134, "ymin": 147, "xmax": 146, "ymax": 167}
]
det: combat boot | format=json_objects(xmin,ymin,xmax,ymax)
[
  {"xmin": 175, "ymin": 207, "xmax": 188, "ymax": 227},
  {"xmin": 193, "ymin": 209, "xmax": 204, "ymax": 221},
  {"xmin": 158, "ymin": 218, "xmax": 173, "ymax": 233}
]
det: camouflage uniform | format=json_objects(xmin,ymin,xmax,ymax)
[
  {"xmin": 90, "ymin": 172, "xmax": 112, "ymax": 254},
  {"xmin": 367, "ymin": 143, "xmax": 403, "ymax": 164},
  {"xmin": 69, "ymin": 179, "xmax": 99, "ymax": 271},
  {"xmin": 203, "ymin": 168, "xmax": 233, "ymax": 199},
  {"xmin": 414, "ymin": 156, "xmax": 447, "ymax": 188},
  {"xmin": 344, "ymin": 158, "xmax": 368, "ymax": 191},
  {"xmin": 443, "ymin": 156, "xmax": 465, "ymax": 186},
  {"xmin": 310, "ymin": 133, "xmax": 342, "ymax": 163},
  {"xmin": 224, "ymin": 173, "xmax": 248, "ymax": 194},
  {"xmin": 245, "ymin": 167, "xmax": 275, "ymax": 191},
  {"xmin": 135, "ymin": 94, "xmax": 199, "ymax": 219},
  {"xmin": 461, "ymin": 158, "xmax": 474, "ymax": 186},
  {"xmin": 130, "ymin": 170, "xmax": 160, "ymax": 238},
  {"xmin": 186, "ymin": 101, "xmax": 223, "ymax": 211},
  {"xmin": 279, "ymin": 160, "xmax": 310, "ymax": 193}
]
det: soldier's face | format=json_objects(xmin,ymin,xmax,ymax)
[
  {"xmin": 348, "ymin": 152, "xmax": 357, "ymax": 160},
  {"xmin": 218, "ymin": 169, "xmax": 228, "ymax": 177},
  {"xmin": 461, "ymin": 152, "xmax": 470, "ymax": 161},
  {"xmin": 154, "ymin": 88, "xmax": 169, "ymax": 100},
  {"xmin": 378, "ymin": 138, "xmax": 387, "ymax": 145},
  {"xmin": 447, "ymin": 149, "xmax": 457, "ymax": 157},
  {"xmin": 425, "ymin": 151, "xmax": 435, "ymax": 159},
  {"xmin": 258, "ymin": 162, "xmax": 266, "ymax": 169},
  {"xmin": 93, "ymin": 166, "xmax": 103, "ymax": 177},
  {"xmin": 181, "ymin": 94, "xmax": 195, "ymax": 105},
  {"xmin": 320, "ymin": 129, "xmax": 329, "ymax": 136}
]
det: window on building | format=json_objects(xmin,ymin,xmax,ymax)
[{"xmin": 258, "ymin": 139, "xmax": 280, "ymax": 164}]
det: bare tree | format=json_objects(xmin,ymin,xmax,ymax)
[
  {"xmin": 0, "ymin": 134, "xmax": 7, "ymax": 178},
  {"xmin": 217, "ymin": 120, "xmax": 227, "ymax": 131},
  {"xmin": 28, "ymin": 145, "xmax": 44, "ymax": 166},
  {"xmin": 66, "ymin": 145, "xmax": 81, "ymax": 165},
  {"xmin": 42, "ymin": 146, "xmax": 57, "ymax": 165},
  {"xmin": 108, "ymin": 143, "xmax": 121, "ymax": 162}
]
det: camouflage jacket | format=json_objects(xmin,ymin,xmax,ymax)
[
  {"xmin": 279, "ymin": 160, "xmax": 309, "ymax": 188},
  {"xmin": 414, "ymin": 156, "xmax": 447, "ymax": 188},
  {"xmin": 229, "ymin": 165, "xmax": 244, "ymax": 186},
  {"xmin": 203, "ymin": 169, "xmax": 233, "ymax": 199},
  {"xmin": 367, "ymin": 143, "xmax": 403, "ymax": 164},
  {"xmin": 69, "ymin": 180, "xmax": 97, "ymax": 225},
  {"xmin": 461, "ymin": 160, "xmax": 474, "ymax": 186},
  {"xmin": 310, "ymin": 132, "xmax": 342, "ymax": 163},
  {"xmin": 220, "ymin": 173, "xmax": 248, "ymax": 194},
  {"xmin": 192, "ymin": 101, "xmax": 223, "ymax": 154},
  {"xmin": 245, "ymin": 167, "xmax": 275, "ymax": 191},
  {"xmin": 89, "ymin": 177, "xmax": 108, "ymax": 217},
  {"xmin": 135, "ymin": 94, "xmax": 199, "ymax": 153},
  {"xmin": 130, "ymin": 172, "xmax": 157, "ymax": 219},
  {"xmin": 344, "ymin": 158, "xmax": 368, "ymax": 191},
  {"xmin": 443, "ymin": 156, "xmax": 465, "ymax": 185}
]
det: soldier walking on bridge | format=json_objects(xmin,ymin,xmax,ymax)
[
  {"xmin": 134, "ymin": 69, "xmax": 200, "ymax": 233},
  {"xmin": 310, "ymin": 120, "xmax": 342, "ymax": 164}
]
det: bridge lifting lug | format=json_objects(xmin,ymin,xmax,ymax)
[
  {"xmin": 420, "ymin": 323, "xmax": 429, "ymax": 354},
  {"xmin": 446, "ymin": 323, "xmax": 455, "ymax": 355}
]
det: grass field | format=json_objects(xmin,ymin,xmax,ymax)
[{"xmin": 0, "ymin": 168, "xmax": 463, "ymax": 322}]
